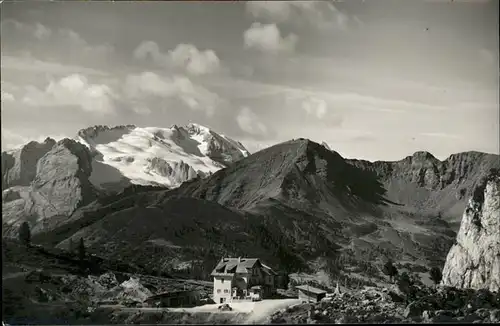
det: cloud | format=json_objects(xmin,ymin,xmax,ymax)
[
  {"xmin": 34, "ymin": 23, "xmax": 52, "ymax": 40},
  {"xmin": 56, "ymin": 28, "xmax": 114, "ymax": 60},
  {"xmin": 132, "ymin": 105, "xmax": 152, "ymax": 115},
  {"xmin": 300, "ymin": 96, "xmax": 327, "ymax": 119},
  {"xmin": 1, "ymin": 20, "xmax": 114, "ymax": 64},
  {"xmin": 169, "ymin": 44, "xmax": 221, "ymax": 75},
  {"xmin": 419, "ymin": 132, "xmax": 462, "ymax": 139},
  {"xmin": 133, "ymin": 41, "xmax": 168, "ymax": 64},
  {"xmin": 124, "ymin": 72, "xmax": 221, "ymax": 116},
  {"xmin": 134, "ymin": 41, "xmax": 221, "ymax": 75},
  {"xmin": 246, "ymin": 1, "xmax": 351, "ymax": 31},
  {"xmin": 1, "ymin": 55, "xmax": 108, "ymax": 76},
  {"xmin": 244, "ymin": 23, "xmax": 298, "ymax": 54},
  {"xmin": 22, "ymin": 74, "xmax": 116, "ymax": 115},
  {"xmin": 236, "ymin": 107, "xmax": 268, "ymax": 135},
  {"xmin": 1, "ymin": 91, "xmax": 15, "ymax": 103}
]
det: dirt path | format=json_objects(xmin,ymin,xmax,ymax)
[
  {"xmin": 244, "ymin": 299, "xmax": 301, "ymax": 324},
  {"xmin": 100, "ymin": 299, "xmax": 301, "ymax": 324}
]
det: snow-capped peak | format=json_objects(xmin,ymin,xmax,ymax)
[
  {"xmin": 75, "ymin": 124, "xmax": 249, "ymax": 190},
  {"xmin": 186, "ymin": 123, "xmax": 210, "ymax": 134}
]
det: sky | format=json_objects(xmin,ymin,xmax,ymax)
[{"xmin": 1, "ymin": 0, "xmax": 498, "ymax": 161}]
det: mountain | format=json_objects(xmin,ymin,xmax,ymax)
[
  {"xmin": 1, "ymin": 123, "xmax": 249, "ymax": 237},
  {"xmin": 346, "ymin": 150, "xmax": 499, "ymax": 226},
  {"xmin": 441, "ymin": 169, "xmax": 500, "ymax": 292},
  {"xmin": 2, "ymin": 139, "xmax": 100, "ymax": 237},
  {"xmin": 30, "ymin": 139, "xmax": 499, "ymax": 282},
  {"xmin": 2, "ymin": 138, "xmax": 56, "ymax": 190},
  {"xmin": 76, "ymin": 123, "xmax": 249, "ymax": 189}
]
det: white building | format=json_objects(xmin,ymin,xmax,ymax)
[{"xmin": 211, "ymin": 257, "xmax": 277, "ymax": 304}]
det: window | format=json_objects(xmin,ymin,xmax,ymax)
[
  {"xmin": 217, "ymin": 289, "xmax": 221, "ymax": 293},
  {"xmin": 224, "ymin": 289, "xmax": 229, "ymax": 293}
]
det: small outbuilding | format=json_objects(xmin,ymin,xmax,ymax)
[{"xmin": 296, "ymin": 285, "xmax": 327, "ymax": 303}]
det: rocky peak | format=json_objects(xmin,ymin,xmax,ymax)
[
  {"xmin": 1, "ymin": 138, "xmax": 56, "ymax": 188},
  {"xmin": 410, "ymin": 151, "xmax": 439, "ymax": 162},
  {"xmin": 441, "ymin": 168, "xmax": 500, "ymax": 292},
  {"xmin": 30, "ymin": 138, "xmax": 98, "ymax": 217},
  {"xmin": 77, "ymin": 124, "xmax": 136, "ymax": 140},
  {"xmin": 185, "ymin": 123, "xmax": 210, "ymax": 135}
]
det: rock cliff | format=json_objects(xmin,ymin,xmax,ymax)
[
  {"xmin": 347, "ymin": 151, "xmax": 499, "ymax": 224},
  {"xmin": 2, "ymin": 139, "xmax": 99, "ymax": 235},
  {"xmin": 1, "ymin": 138, "xmax": 56, "ymax": 189},
  {"xmin": 441, "ymin": 169, "xmax": 500, "ymax": 292}
]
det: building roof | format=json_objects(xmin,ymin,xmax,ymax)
[
  {"xmin": 211, "ymin": 258, "xmax": 261, "ymax": 276},
  {"xmin": 295, "ymin": 285, "xmax": 327, "ymax": 295},
  {"xmin": 261, "ymin": 264, "xmax": 278, "ymax": 275}
]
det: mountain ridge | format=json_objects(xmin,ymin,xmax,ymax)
[
  {"xmin": 3, "ymin": 134, "xmax": 499, "ymax": 283},
  {"xmin": 25, "ymin": 138, "xmax": 498, "ymax": 279}
]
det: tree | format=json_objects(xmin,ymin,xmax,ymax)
[
  {"xmin": 429, "ymin": 266, "xmax": 443, "ymax": 286},
  {"xmin": 397, "ymin": 271, "xmax": 417, "ymax": 303},
  {"xmin": 382, "ymin": 260, "xmax": 398, "ymax": 283},
  {"xmin": 68, "ymin": 238, "xmax": 75, "ymax": 254},
  {"xmin": 18, "ymin": 222, "xmax": 31, "ymax": 247},
  {"xmin": 78, "ymin": 238, "xmax": 86, "ymax": 262}
]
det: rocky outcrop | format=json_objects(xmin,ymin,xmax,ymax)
[
  {"xmin": 1, "ymin": 138, "xmax": 56, "ymax": 189},
  {"xmin": 441, "ymin": 169, "xmax": 500, "ymax": 292},
  {"xmin": 2, "ymin": 139, "xmax": 99, "ymax": 235},
  {"xmin": 31, "ymin": 139, "xmax": 99, "ymax": 217},
  {"xmin": 145, "ymin": 158, "xmax": 198, "ymax": 184}
]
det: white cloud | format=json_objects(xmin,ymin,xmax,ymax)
[
  {"xmin": 133, "ymin": 41, "xmax": 167, "ymax": 64},
  {"xmin": 22, "ymin": 74, "xmax": 116, "ymax": 115},
  {"xmin": 169, "ymin": 44, "xmax": 221, "ymax": 75},
  {"xmin": 34, "ymin": 22, "xmax": 52, "ymax": 40},
  {"xmin": 124, "ymin": 72, "xmax": 221, "ymax": 116},
  {"xmin": 134, "ymin": 41, "xmax": 221, "ymax": 75},
  {"xmin": 57, "ymin": 28, "xmax": 114, "ymax": 60},
  {"xmin": 244, "ymin": 23, "xmax": 298, "ymax": 54},
  {"xmin": 132, "ymin": 105, "xmax": 152, "ymax": 115},
  {"xmin": 236, "ymin": 107, "xmax": 268, "ymax": 135},
  {"xmin": 419, "ymin": 132, "xmax": 462, "ymax": 139},
  {"xmin": 246, "ymin": 1, "xmax": 351, "ymax": 31},
  {"xmin": 1, "ymin": 20, "xmax": 114, "ymax": 61},
  {"xmin": 1, "ymin": 91, "xmax": 15, "ymax": 103},
  {"xmin": 1, "ymin": 55, "xmax": 108, "ymax": 76},
  {"xmin": 301, "ymin": 96, "xmax": 327, "ymax": 119},
  {"xmin": 246, "ymin": 1, "xmax": 293, "ymax": 24}
]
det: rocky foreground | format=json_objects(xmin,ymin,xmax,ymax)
[{"xmin": 269, "ymin": 285, "xmax": 500, "ymax": 324}]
